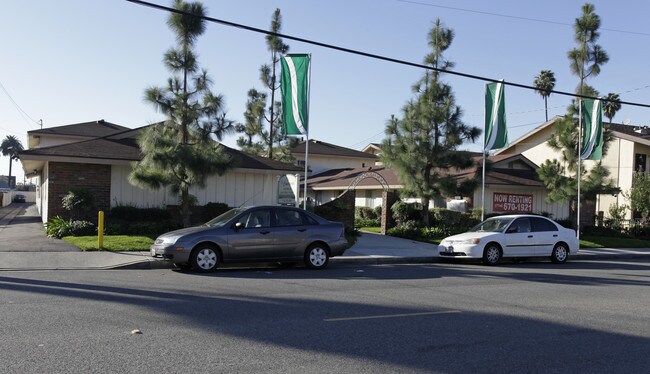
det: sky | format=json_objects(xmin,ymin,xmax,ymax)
[{"xmin": 2, "ymin": 0, "xmax": 650, "ymax": 183}]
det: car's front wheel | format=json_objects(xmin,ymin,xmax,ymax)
[
  {"xmin": 550, "ymin": 243, "xmax": 569, "ymax": 264},
  {"xmin": 191, "ymin": 245, "xmax": 220, "ymax": 272},
  {"xmin": 482, "ymin": 243, "xmax": 502, "ymax": 265},
  {"xmin": 305, "ymin": 243, "xmax": 329, "ymax": 269}
]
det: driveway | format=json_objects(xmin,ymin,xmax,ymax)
[{"xmin": 0, "ymin": 203, "xmax": 79, "ymax": 252}]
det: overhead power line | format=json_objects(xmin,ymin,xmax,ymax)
[
  {"xmin": 0, "ymin": 80, "xmax": 40, "ymax": 129},
  {"xmin": 126, "ymin": 0, "xmax": 650, "ymax": 109},
  {"xmin": 397, "ymin": 0, "xmax": 650, "ymax": 37}
]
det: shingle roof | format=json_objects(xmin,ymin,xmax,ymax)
[
  {"xmin": 307, "ymin": 155, "xmax": 542, "ymax": 189},
  {"xmin": 20, "ymin": 124, "xmax": 301, "ymax": 172},
  {"xmin": 307, "ymin": 166, "xmax": 401, "ymax": 189},
  {"xmin": 606, "ymin": 123, "xmax": 650, "ymax": 140},
  {"xmin": 292, "ymin": 139, "xmax": 377, "ymax": 159},
  {"xmin": 27, "ymin": 119, "xmax": 129, "ymax": 138}
]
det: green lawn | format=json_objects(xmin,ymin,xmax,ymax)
[
  {"xmin": 579, "ymin": 235, "xmax": 650, "ymax": 248},
  {"xmin": 63, "ymin": 235, "xmax": 154, "ymax": 251}
]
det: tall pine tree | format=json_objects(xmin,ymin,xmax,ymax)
[
  {"xmin": 130, "ymin": 0, "xmax": 234, "ymax": 227},
  {"xmin": 381, "ymin": 19, "xmax": 480, "ymax": 226},
  {"xmin": 236, "ymin": 8, "xmax": 298, "ymax": 161},
  {"xmin": 537, "ymin": 3, "xmax": 617, "ymax": 224}
]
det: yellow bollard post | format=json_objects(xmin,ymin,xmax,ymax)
[{"xmin": 98, "ymin": 211, "xmax": 104, "ymax": 249}]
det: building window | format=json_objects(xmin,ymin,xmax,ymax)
[{"xmin": 635, "ymin": 154, "xmax": 646, "ymax": 172}]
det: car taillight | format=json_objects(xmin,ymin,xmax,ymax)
[{"xmin": 340, "ymin": 228, "xmax": 346, "ymax": 238}]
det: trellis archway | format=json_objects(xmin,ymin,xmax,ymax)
[
  {"xmin": 346, "ymin": 171, "xmax": 390, "ymax": 193},
  {"xmin": 345, "ymin": 171, "xmax": 397, "ymax": 235},
  {"xmin": 315, "ymin": 170, "xmax": 398, "ymax": 235}
]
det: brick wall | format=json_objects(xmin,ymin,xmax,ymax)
[
  {"xmin": 314, "ymin": 190, "xmax": 356, "ymax": 229},
  {"xmin": 48, "ymin": 162, "xmax": 111, "ymax": 221}
]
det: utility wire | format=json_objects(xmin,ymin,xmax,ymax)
[
  {"xmin": 126, "ymin": 0, "xmax": 650, "ymax": 109},
  {"xmin": 397, "ymin": 0, "xmax": 650, "ymax": 37},
  {"xmin": 0, "ymin": 80, "xmax": 40, "ymax": 129}
]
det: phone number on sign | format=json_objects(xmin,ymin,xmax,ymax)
[{"xmin": 493, "ymin": 193, "xmax": 533, "ymax": 212}]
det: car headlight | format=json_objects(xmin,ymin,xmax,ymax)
[
  {"xmin": 458, "ymin": 238, "xmax": 481, "ymax": 245},
  {"xmin": 156, "ymin": 236, "xmax": 180, "ymax": 245}
]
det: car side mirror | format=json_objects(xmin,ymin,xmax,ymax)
[
  {"xmin": 234, "ymin": 222, "xmax": 243, "ymax": 230},
  {"xmin": 506, "ymin": 226, "xmax": 518, "ymax": 234}
]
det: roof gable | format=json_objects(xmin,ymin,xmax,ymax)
[
  {"xmin": 292, "ymin": 139, "xmax": 377, "ymax": 160},
  {"xmin": 28, "ymin": 119, "xmax": 130, "ymax": 138}
]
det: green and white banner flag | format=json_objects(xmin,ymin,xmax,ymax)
[
  {"xmin": 580, "ymin": 98, "xmax": 603, "ymax": 160},
  {"xmin": 484, "ymin": 81, "xmax": 508, "ymax": 151},
  {"xmin": 281, "ymin": 54, "xmax": 310, "ymax": 135}
]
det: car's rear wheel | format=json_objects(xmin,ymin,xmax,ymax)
[
  {"xmin": 482, "ymin": 243, "xmax": 502, "ymax": 265},
  {"xmin": 305, "ymin": 243, "xmax": 329, "ymax": 269},
  {"xmin": 550, "ymin": 243, "xmax": 569, "ymax": 264},
  {"xmin": 191, "ymin": 245, "xmax": 220, "ymax": 272}
]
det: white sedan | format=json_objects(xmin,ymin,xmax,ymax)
[{"xmin": 438, "ymin": 214, "xmax": 579, "ymax": 265}]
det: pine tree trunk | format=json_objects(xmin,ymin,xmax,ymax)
[
  {"xmin": 181, "ymin": 187, "xmax": 191, "ymax": 228},
  {"xmin": 421, "ymin": 197, "xmax": 430, "ymax": 226}
]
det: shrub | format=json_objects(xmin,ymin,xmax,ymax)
[
  {"xmin": 105, "ymin": 221, "xmax": 182, "ymax": 238},
  {"xmin": 391, "ymin": 201, "xmax": 421, "ymax": 226},
  {"xmin": 373, "ymin": 206, "xmax": 383, "ymax": 219},
  {"xmin": 604, "ymin": 204, "xmax": 627, "ymax": 232},
  {"xmin": 627, "ymin": 223, "xmax": 650, "ymax": 238},
  {"xmin": 355, "ymin": 218, "xmax": 380, "ymax": 227},
  {"xmin": 430, "ymin": 209, "xmax": 479, "ymax": 234},
  {"xmin": 45, "ymin": 216, "xmax": 69, "ymax": 238},
  {"xmin": 62, "ymin": 188, "xmax": 96, "ymax": 220},
  {"xmin": 423, "ymin": 225, "xmax": 452, "ymax": 239},
  {"xmin": 555, "ymin": 219, "xmax": 573, "ymax": 229},
  {"xmin": 355, "ymin": 207, "xmax": 378, "ymax": 220},
  {"xmin": 582, "ymin": 225, "xmax": 628, "ymax": 238},
  {"xmin": 69, "ymin": 220, "xmax": 96, "ymax": 236},
  {"xmin": 387, "ymin": 220, "xmax": 422, "ymax": 239},
  {"xmin": 45, "ymin": 216, "xmax": 95, "ymax": 238},
  {"xmin": 108, "ymin": 205, "xmax": 172, "ymax": 222},
  {"xmin": 201, "ymin": 202, "xmax": 231, "ymax": 222}
]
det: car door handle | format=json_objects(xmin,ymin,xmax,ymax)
[
  {"xmin": 528, "ymin": 235, "xmax": 533, "ymax": 238},
  {"xmin": 553, "ymin": 234, "xmax": 558, "ymax": 237},
  {"xmin": 259, "ymin": 230, "xmax": 270, "ymax": 235},
  {"xmin": 298, "ymin": 228, "xmax": 307, "ymax": 232}
]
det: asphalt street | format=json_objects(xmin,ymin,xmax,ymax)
[{"xmin": 1, "ymin": 260, "xmax": 649, "ymax": 373}]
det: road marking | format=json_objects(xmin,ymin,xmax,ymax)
[{"xmin": 324, "ymin": 310, "xmax": 461, "ymax": 322}]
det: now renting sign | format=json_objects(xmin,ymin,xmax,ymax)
[{"xmin": 493, "ymin": 192, "xmax": 533, "ymax": 213}]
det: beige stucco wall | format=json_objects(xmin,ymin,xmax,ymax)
[
  {"xmin": 31, "ymin": 135, "xmax": 90, "ymax": 149},
  {"xmin": 501, "ymin": 123, "xmax": 642, "ymax": 220}
]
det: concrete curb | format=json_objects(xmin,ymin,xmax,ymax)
[{"xmin": 109, "ymin": 251, "xmax": 650, "ymax": 270}]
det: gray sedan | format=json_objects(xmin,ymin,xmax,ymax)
[{"xmin": 150, "ymin": 205, "xmax": 349, "ymax": 272}]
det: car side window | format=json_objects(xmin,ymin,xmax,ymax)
[
  {"xmin": 302, "ymin": 212, "xmax": 318, "ymax": 225},
  {"xmin": 509, "ymin": 218, "xmax": 531, "ymax": 233},
  {"xmin": 531, "ymin": 217, "xmax": 558, "ymax": 232},
  {"xmin": 237, "ymin": 209, "xmax": 271, "ymax": 228},
  {"xmin": 274, "ymin": 209, "xmax": 304, "ymax": 227}
]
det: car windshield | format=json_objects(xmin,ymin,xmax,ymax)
[
  {"xmin": 468, "ymin": 217, "xmax": 514, "ymax": 233},
  {"xmin": 204, "ymin": 208, "xmax": 245, "ymax": 228}
]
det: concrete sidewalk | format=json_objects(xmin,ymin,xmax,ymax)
[{"xmin": 1, "ymin": 203, "xmax": 650, "ymax": 271}]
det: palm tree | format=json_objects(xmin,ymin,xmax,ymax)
[
  {"xmin": 1, "ymin": 135, "xmax": 24, "ymax": 188},
  {"xmin": 533, "ymin": 70, "xmax": 556, "ymax": 121},
  {"xmin": 602, "ymin": 92, "xmax": 621, "ymax": 124}
]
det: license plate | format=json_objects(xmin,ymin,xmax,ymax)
[{"xmin": 445, "ymin": 246, "xmax": 454, "ymax": 253}]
